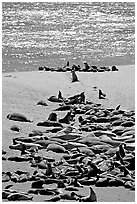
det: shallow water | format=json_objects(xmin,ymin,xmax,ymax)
[{"xmin": 2, "ymin": 2, "xmax": 135, "ymax": 72}]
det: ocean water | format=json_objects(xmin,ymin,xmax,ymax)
[{"xmin": 2, "ymin": 2, "xmax": 135, "ymax": 72}]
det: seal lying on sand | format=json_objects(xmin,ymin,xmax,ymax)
[{"xmin": 7, "ymin": 113, "xmax": 32, "ymax": 122}]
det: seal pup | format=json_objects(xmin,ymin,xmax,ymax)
[
  {"xmin": 71, "ymin": 70, "xmax": 79, "ymax": 82},
  {"xmin": 79, "ymin": 187, "xmax": 97, "ymax": 202}
]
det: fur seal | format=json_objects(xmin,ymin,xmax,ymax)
[
  {"xmin": 7, "ymin": 113, "xmax": 32, "ymax": 122},
  {"xmin": 71, "ymin": 70, "xmax": 79, "ymax": 82}
]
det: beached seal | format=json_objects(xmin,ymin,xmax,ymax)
[
  {"xmin": 71, "ymin": 70, "xmax": 79, "ymax": 82},
  {"xmin": 7, "ymin": 113, "xmax": 32, "ymax": 122}
]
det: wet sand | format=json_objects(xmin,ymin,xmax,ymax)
[{"xmin": 2, "ymin": 65, "xmax": 135, "ymax": 202}]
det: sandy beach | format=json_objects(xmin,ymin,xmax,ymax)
[{"xmin": 2, "ymin": 65, "xmax": 135, "ymax": 202}]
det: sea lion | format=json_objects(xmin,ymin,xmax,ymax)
[
  {"xmin": 47, "ymin": 112, "xmax": 57, "ymax": 121},
  {"xmin": 59, "ymin": 112, "xmax": 71, "ymax": 124},
  {"xmin": 31, "ymin": 179, "xmax": 44, "ymax": 188},
  {"xmin": 2, "ymin": 172, "xmax": 11, "ymax": 182},
  {"xmin": 95, "ymin": 177, "xmax": 110, "ymax": 187},
  {"xmin": 48, "ymin": 96, "xmax": 63, "ymax": 103},
  {"xmin": 99, "ymin": 89, "xmax": 106, "ymax": 99},
  {"xmin": 47, "ymin": 143, "xmax": 68, "ymax": 153},
  {"xmin": 39, "ymin": 189, "xmax": 55, "ymax": 196},
  {"xmin": 44, "ymin": 195, "xmax": 61, "ymax": 202},
  {"xmin": 27, "ymin": 189, "xmax": 39, "ymax": 195},
  {"xmin": 8, "ymin": 156, "xmax": 32, "ymax": 162},
  {"xmin": 7, "ymin": 193, "xmax": 33, "ymax": 201},
  {"xmin": 79, "ymin": 187, "xmax": 97, "ymax": 202},
  {"xmin": 71, "ymin": 70, "xmax": 79, "ymax": 82},
  {"xmin": 29, "ymin": 130, "xmax": 43, "ymax": 137},
  {"xmin": 9, "ymin": 142, "xmax": 42, "ymax": 150},
  {"xmin": 112, "ymin": 65, "xmax": 118, "ymax": 71},
  {"xmin": 54, "ymin": 105, "xmax": 75, "ymax": 111},
  {"xmin": 79, "ymin": 177, "xmax": 98, "ymax": 186},
  {"xmin": 37, "ymin": 120, "xmax": 63, "ymax": 127},
  {"xmin": 83, "ymin": 61, "xmax": 90, "ymax": 71},
  {"xmin": 121, "ymin": 121, "xmax": 135, "ymax": 127},
  {"xmin": 2, "ymin": 189, "xmax": 18, "ymax": 199},
  {"xmin": 10, "ymin": 125, "xmax": 21, "ymax": 132},
  {"xmin": 58, "ymin": 91, "xmax": 63, "ymax": 99},
  {"xmin": 7, "ymin": 113, "xmax": 32, "ymax": 122},
  {"xmin": 37, "ymin": 100, "xmax": 48, "ymax": 106}
]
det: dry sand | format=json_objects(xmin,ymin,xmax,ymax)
[{"xmin": 2, "ymin": 65, "xmax": 135, "ymax": 202}]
